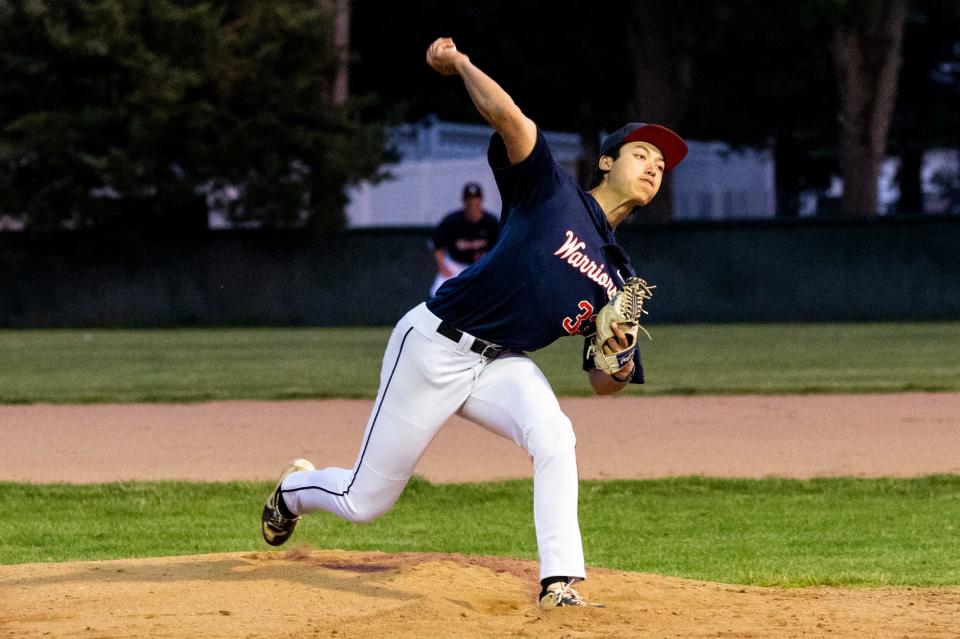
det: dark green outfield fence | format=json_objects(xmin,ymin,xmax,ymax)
[{"xmin": 1, "ymin": 216, "xmax": 958, "ymax": 327}]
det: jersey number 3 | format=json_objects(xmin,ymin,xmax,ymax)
[{"xmin": 562, "ymin": 300, "xmax": 594, "ymax": 335}]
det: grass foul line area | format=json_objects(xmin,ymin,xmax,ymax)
[
  {"xmin": 3, "ymin": 476, "xmax": 959, "ymax": 587},
  {"xmin": 1, "ymin": 322, "xmax": 958, "ymax": 403}
]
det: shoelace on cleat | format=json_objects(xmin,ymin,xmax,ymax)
[
  {"xmin": 544, "ymin": 580, "xmax": 605, "ymax": 608},
  {"xmin": 552, "ymin": 582, "xmax": 587, "ymax": 606},
  {"xmin": 265, "ymin": 494, "xmax": 296, "ymax": 530}
]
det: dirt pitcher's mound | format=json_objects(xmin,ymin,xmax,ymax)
[{"xmin": 1, "ymin": 550, "xmax": 958, "ymax": 639}]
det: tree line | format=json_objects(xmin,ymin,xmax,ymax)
[
  {"xmin": 0, "ymin": 0, "xmax": 384, "ymax": 233},
  {"xmin": 352, "ymin": 0, "xmax": 960, "ymax": 220},
  {"xmin": 1, "ymin": 0, "xmax": 958, "ymax": 232}
]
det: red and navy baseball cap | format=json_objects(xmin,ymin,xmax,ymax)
[{"xmin": 599, "ymin": 123, "xmax": 688, "ymax": 171}]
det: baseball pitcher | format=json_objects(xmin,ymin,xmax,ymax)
[{"xmin": 261, "ymin": 37, "xmax": 688, "ymax": 608}]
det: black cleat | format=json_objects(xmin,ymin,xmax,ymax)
[{"xmin": 261, "ymin": 458, "xmax": 315, "ymax": 546}]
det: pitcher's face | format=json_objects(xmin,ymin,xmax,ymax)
[{"xmin": 601, "ymin": 141, "xmax": 665, "ymax": 206}]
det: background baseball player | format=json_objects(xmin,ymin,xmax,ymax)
[
  {"xmin": 261, "ymin": 37, "xmax": 687, "ymax": 608},
  {"xmin": 429, "ymin": 181, "xmax": 499, "ymax": 297}
]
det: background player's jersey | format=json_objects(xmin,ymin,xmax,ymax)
[
  {"xmin": 427, "ymin": 130, "xmax": 645, "ymax": 381},
  {"xmin": 430, "ymin": 210, "xmax": 500, "ymax": 265}
]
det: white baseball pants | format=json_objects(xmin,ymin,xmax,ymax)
[{"xmin": 280, "ymin": 302, "xmax": 586, "ymax": 581}]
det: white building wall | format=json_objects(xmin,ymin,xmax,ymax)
[
  {"xmin": 346, "ymin": 158, "xmax": 503, "ymax": 226},
  {"xmin": 346, "ymin": 120, "xmax": 582, "ymax": 227},
  {"xmin": 345, "ymin": 119, "xmax": 778, "ymax": 227},
  {"xmin": 670, "ymin": 141, "xmax": 776, "ymax": 220}
]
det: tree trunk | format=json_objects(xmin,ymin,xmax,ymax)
[
  {"xmin": 831, "ymin": 0, "xmax": 907, "ymax": 218},
  {"xmin": 625, "ymin": 1, "xmax": 694, "ymax": 222},
  {"xmin": 897, "ymin": 144, "xmax": 923, "ymax": 214},
  {"xmin": 320, "ymin": 0, "xmax": 350, "ymax": 106}
]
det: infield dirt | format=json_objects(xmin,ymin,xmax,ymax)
[
  {"xmin": 2, "ymin": 549, "xmax": 959, "ymax": 638},
  {"xmin": 2, "ymin": 393, "xmax": 960, "ymax": 638}
]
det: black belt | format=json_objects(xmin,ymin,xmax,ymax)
[{"xmin": 437, "ymin": 321, "xmax": 507, "ymax": 359}]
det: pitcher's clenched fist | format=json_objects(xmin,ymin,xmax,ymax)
[{"xmin": 426, "ymin": 37, "xmax": 468, "ymax": 76}]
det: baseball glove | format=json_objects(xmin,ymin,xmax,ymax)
[{"xmin": 588, "ymin": 277, "xmax": 655, "ymax": 375}]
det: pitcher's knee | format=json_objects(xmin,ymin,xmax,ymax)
[
  {"xmin": 344, "ymin": 498, "xmax": 394, "ymax": 524},
  {"xmin": 526, "ymin": 416, "xmax": 577, "ymax": 460}
]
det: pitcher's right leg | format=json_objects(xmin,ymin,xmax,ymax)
[{"xmin": 457, "ymin": 353, "xmax": 585, "ymax": 582}]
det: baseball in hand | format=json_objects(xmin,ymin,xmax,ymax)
[{"xmin": 427, "ymin": 38, "xmax": 464, "ymax": 76}]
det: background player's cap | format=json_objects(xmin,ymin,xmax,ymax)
[
  {"xmin": 462, "ymin": 182, "xmax": 483, "ymax": 199},
  {"xmin": 599, "ymin": 123, "xmax": 688, "ymax": 171}
]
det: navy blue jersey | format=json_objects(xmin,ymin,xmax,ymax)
[
  {"xmin": 426, "ymin": 130, "xmax": 645, "ymax": 383},
  {"xmin": 430, "ymin": 209, "xmax": 500, "ymax": 265}
]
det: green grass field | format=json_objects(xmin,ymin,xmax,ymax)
[
  {"xmin": 3, "ymin": 322, "xmax": 959, "ymax": 586},
  {"xmin": 3, "ymin": 476, "xmax": 959, "ymax": 586},
  {"xmin": 1, "ymin": 321, "xmax": 958, "ymax": 403}
]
